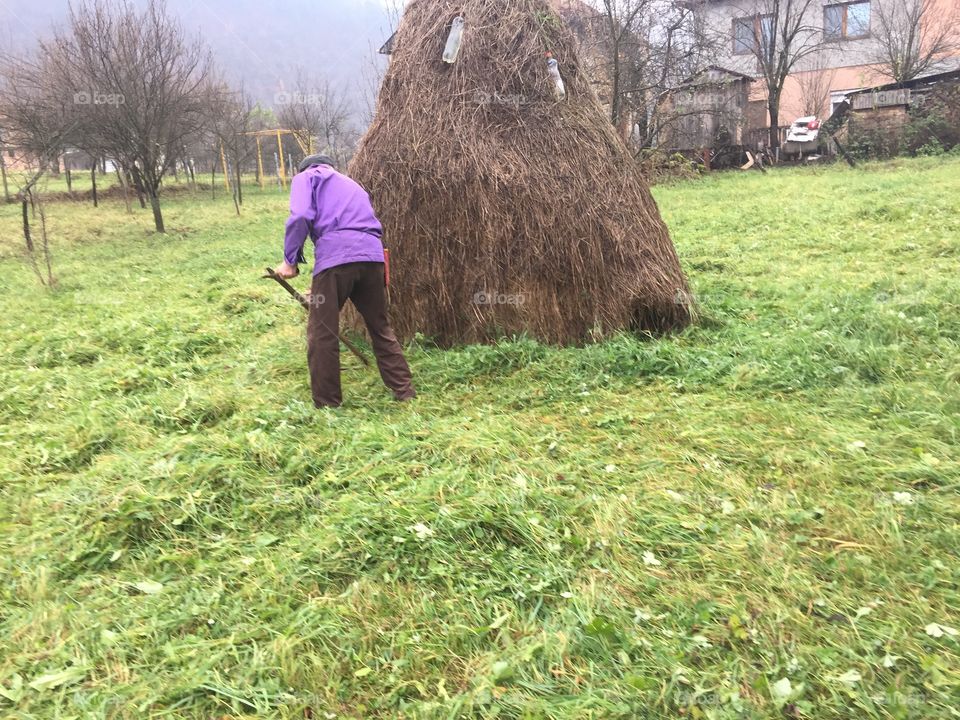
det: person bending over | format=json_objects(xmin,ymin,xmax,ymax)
[{"xmin": 275, "ymin": 154, "xmax": 416, "ymax": 408}]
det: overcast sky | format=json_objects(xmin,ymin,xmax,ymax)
[{"xmin": 0, "ymin": 0, "xmax": 401, "ymax": 118}]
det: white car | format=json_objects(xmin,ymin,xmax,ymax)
[{"xmin": 784, "ymin": 116, "xmax": 822, "ymax": 157}]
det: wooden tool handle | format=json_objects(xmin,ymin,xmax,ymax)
[{"xmin": 263, "ymin": 267, "xmax": 371, "ymax": 367}]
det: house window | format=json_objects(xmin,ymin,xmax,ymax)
[
  {"xmin": 733, "ymin": 18, "xmax": 753, "ymax": 54},
  {"xmin": 733, "ymin": 14, "xmax": 774, "ymax": 56},
  {"xmin": 825, "ymin": 2, "xmax": 871, "ymax": 41}
]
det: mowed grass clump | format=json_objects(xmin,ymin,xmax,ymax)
[{"xmin": 0, "ymin": 157, "xmax": 958, "ymax": 719}]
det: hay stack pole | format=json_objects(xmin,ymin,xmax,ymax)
[{"xmin": 350, "ymin": 0, "xmax": 692, "ymax": 346}]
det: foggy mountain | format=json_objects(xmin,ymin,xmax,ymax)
[{"xmin": 0, "ymin": 0, "xmax": 399, "ymax": 121}]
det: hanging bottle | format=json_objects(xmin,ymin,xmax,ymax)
[
  {"xmin": 443, "ymin": 16, "xmax": 466, "ymax": 64},
  {"xmin": 546, "ymin": 53, "xmax": 566, "ymax": 100}
]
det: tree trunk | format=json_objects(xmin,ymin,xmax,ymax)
[
  {"xmin": 149, "ymin": 189, "xmax": 165, "ymax": 233},
  {"xmin": 22, "ymin": 199, "xmax": 33, "ymax": 252},
  {"xmin": 768, "ymin": 98, "xmax": 781, "ymax": 150},
  {"xmin": 38, "ymin": 202, "xmax": 55, "ymax": 287},
  {"xmin": 116, "ymin": 168, "xmax": 133, "ymax": 213},
  {"xmin": 91, "ymin": 165, "xmax": 99, "ymax": 207},
  {"xmin": 0, "ymin": 147, "xmax": 10, "ymax": 203},
  {"xmin": 66, "ymin": 166, "xmax": 73, "ymax": 193},
  {"xmin": 130, "ymin": 168, "xmax": 147, "ymax": 209},
  {"xmin": 234, "ymin": 157, "xmax": 243, "ymax": 207},
  {"xmin": 228, "ymin": 159, "xmax": 240, "ymax": 215}
]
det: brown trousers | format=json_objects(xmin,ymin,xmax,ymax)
[{"xmin": 307, "ymin": 262, "xmax": 415, "ymax": 408}]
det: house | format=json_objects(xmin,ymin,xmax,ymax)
[{"xmin": 692, "ymin": 0, "xmax": 960, "ymax": 145}]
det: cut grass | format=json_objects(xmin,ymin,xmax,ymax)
[{"xmin": 0, "ymin": 157, "xmax": 958, "ymax": 719}]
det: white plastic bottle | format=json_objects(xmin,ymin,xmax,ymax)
[
  {"xmin": 443, "ymin": 16, "xmax": 466, "ymax": 63},
  {"xmin": 547, "ymin": 54, "xmax": 566, "ymax": 99}
]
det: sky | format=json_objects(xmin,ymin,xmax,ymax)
[{"xmin": 0, "ymin": 0, "xmax": 402, "ymax": 118}]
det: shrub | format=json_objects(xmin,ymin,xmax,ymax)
[
  {"xmin": 847, "ymin": 81, "xmax": 959, "ymax": 159},
  {"xmin": 904, "ymin": 83, "xmax": 960, "ymax": 155},
  {"xmin": 915, "ymin": 137, "xmax": 946, "ymax": 157},
  {"xmin": 847, "ymin": 122, "xmax": 903, "ymax": 160}
]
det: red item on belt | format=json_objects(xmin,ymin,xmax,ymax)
[{"xmin": 384, "ymin": 248, "xmax": 391, "ymax": 287}]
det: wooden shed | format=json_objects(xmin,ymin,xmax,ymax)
[{"xmin": 665, "ymin": 66, "xmax": 753, "ymax": 152}]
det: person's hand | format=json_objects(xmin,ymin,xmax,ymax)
[{"xmin": 274, "ymin": 261, "xmax": 299, "ymax": 279}]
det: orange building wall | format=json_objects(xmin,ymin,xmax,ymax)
[{"xmin": 774, "ymin": 65, "xmax": 888, "ymax": 119}]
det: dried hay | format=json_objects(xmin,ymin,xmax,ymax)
[{"xmin": 350, "ymin": 0, "xmax": 692, "ymax": 346}]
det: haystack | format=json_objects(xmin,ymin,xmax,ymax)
[{"xmin": 350, "ymin": 0, "xmax": 692, "ymax": 346}]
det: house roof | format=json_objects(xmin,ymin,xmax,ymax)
[
  {"xmin": 379, "ymin": 32, "xmax": 396, "ymax": 55},
  {"xmin": 680, "ymin": 65, "xmax": 755, "ymax": 86},
  {"xmin": 847, "ymin": 61, "xmax": 960, "ymax": 94}
]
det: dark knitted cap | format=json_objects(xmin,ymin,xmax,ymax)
[{"xmin": 297, "ymin": 154, "xmax": 337, "ymax": 173}]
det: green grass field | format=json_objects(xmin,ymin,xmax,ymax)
[{"xmin": 1, "ymin": 157, "xmax": 958, "ymax": 719}]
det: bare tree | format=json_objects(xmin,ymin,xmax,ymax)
[
  {"xmin": 276, "ymin": 71, "xmax": 353, "ymax": 166},
  {"xmin": 870, "ymin": 0, "xmax": 960, "ymax": 85},
  {"xmin": 1, "ymin": 165, "xmax": 62, "ymax": 288},
  {"xmin": 796, "ymin": 54, "xmax": 836, "ymax": 118},
  {"xmin": 733, "ymin": 0, "xmax": 823, "ymax": 149},
  {"xmin": 208, "ymin": 82, "xmax": 262, "ymax": 213},
  {"xmin": 5, "ymin": 40, "xmax": 118, "ymax": 207},
  {"xmin": 565, "ymin": 0, "xmax": 719, "ymax": 149},
  {"xmin": 0, "ymin": 51, "xmax": 76, "ymax": 175},
  {"xmin": 596, "ymin": 0, "xmax": 651, "ymax": 133},
  {"xmin": 0, "ymin": 50, "xmax": 84, "ymax": 284},
  {"xmin": 44, "ymin": 0, "xmax": 214, "ymax": 233},
  {"xmin": 21, "ymin": 191, "xmax": 57, "ymax": 287}
]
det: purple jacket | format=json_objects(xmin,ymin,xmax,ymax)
[{"xmin": 283, "ymin": 165, "xmax": 385, "ymax": 275}]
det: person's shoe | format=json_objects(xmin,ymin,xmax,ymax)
[{"xmin": 394, "ymin": 389, "xmax": 417, "ymax": 402}]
